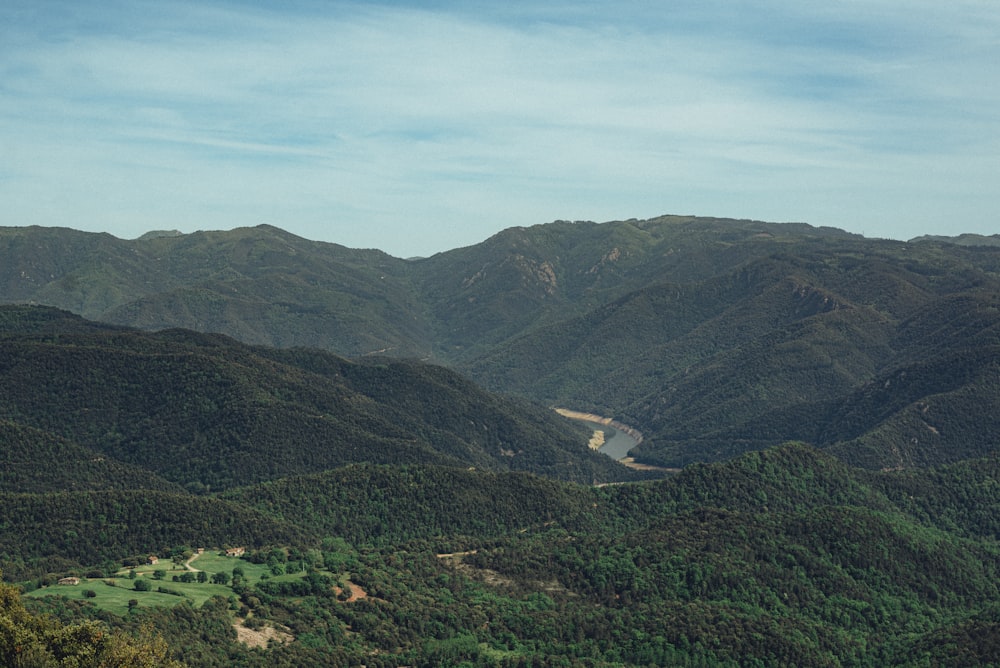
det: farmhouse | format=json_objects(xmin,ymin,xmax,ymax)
[
  {"xmin": 148, "ymin": 555, "xmax": 159, "ymax": 565},
  {"xmin": 225, "ymin": 547, "xmax": 246, "ymax": 557},
  {"xmin": 57, "ymin": 577, "xmax": 80, "ymax": 586}
]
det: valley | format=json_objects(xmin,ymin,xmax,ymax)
[
  {"xmin": 3, "ymin": 217, "xmax": 1000, "ymax": 665},
  {"xmin": 553, "ymin": 408, "xmax": 644, "ymax": 459},
  {"xmin": 4, "ymin": 216, "xmax": 999, "ymax": 471},
  {"xmin": 552, "ymin": 408, "xmax": 669, "ymax": 474}
]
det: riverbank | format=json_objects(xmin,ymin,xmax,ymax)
[
  {"xmin": 553, "ymin": 408, "xmax": 644, "ymax": 445},
  {"xmin": 554, "ymin": 408, "xmax": 678, "ymax": 475}
]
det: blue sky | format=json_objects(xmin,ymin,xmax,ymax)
[{"xmin": 2, "ymin": 0, "xmax": 997, "ymax": 257}]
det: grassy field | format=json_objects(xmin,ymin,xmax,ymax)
[
  {"xmin": 25, "ymin": 575, "xmax": 235, "ymax": 615},
  {"xmin": 24, "ymin": 549, "xmax": 316, "ymax": 615}
]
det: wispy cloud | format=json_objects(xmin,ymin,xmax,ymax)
[{"xmin": 1, "ymin": 0, "xmax": 997, "ymax": 255}]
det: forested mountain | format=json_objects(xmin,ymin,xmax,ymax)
[
  {"xmin": 0, "ymin": 305, "xmax": 627, "ymax": 490},
  {"xmin": 3, "ymin": 217, "xmax": 1000, "ymax": 470},
  {"xmin": 491, "ymin": 253, "xmax": 1000, "ymax": 469},
  {"xmin": 4, "ymin": 230, "xmax": 1000, "ymax": 663},
  {"xmin": 6, "ymin": 215, "xmax": 1000, "ymax": 666},
  {"xmin": 10, "ymin": 443, "xmax": 1000, "ymax": 665},
  {"xmin": 0, "ymin": 225, "xmax": 430, "ymax": 356}
]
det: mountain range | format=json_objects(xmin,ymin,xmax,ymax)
[
  {"xmin": 5, "ymin": 216, "xmax": 1000, "ymax": 665},
  {"xmin": 3, "ymin": 216, "xmax": 1000, "ymax": 470}
]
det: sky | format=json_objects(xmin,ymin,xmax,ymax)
[{"xmin": 1, "ymin": 1, "xmax": 998, "ymax": 258}]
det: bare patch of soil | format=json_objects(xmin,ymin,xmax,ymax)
[
  {"xmin": 233, "ymin": 620, "xmax": 293, "ymax": 648},
  {"xmin": 439, "ymin": 550, "xmax": 567, "ymax": 592},
  {"xmin": 619, "ymin": 457, "xmax": 679, "ymax": 473},
  {"xmin": 333, "ymin": 580, "xmax": 368, "ymax": 603},
  {"xmin": 436, "ymin": 550, "xmax": 478, "ymax": 559}
]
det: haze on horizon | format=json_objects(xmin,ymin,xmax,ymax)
[{"xmin": 2, "ymin": 0, "xmax": 998, "ymax": 258}]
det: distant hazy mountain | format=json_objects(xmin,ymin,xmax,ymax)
[
  {"xmin": 909, "ymin": 232, "xmax": 1000, "ymax": 247},
  {"xmin": 3, "ymin": 216, "xmax": 1000, "ymax": 469}
]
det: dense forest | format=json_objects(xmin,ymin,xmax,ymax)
[
  {"xmin": 3, "ymin": 218, "xmax": 1000, "ymax": 665},
  {"xmin": 0, "ymin": 305, "xmax": 627, "ymax": 490},
  {"xmin": 10, "ymin": 445, "xmax": 1000, "ymax": 666}
]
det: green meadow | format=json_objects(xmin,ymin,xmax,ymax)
[
  {"xmin": 25, "ymin": 576, "xmax": 234, "ymax": 616},
  {"xmin": 24, "ymin": 549, "xmax": 308, "ymax": 615}
]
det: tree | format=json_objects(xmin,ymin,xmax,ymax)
[
  {"xmin": 197, "ymin": 570, "xmax": 208, "ymax": 583},
  {"xmin": 0, "ymin": 577, "xmax": 182, "ymax": 667},
  {"xmin": 90, "ymin": 623, "xmax": 186, "ymax": 668},
  {"xmin": 211, "ymin": 571, "xmax": 230, "ymax": 585},
  {"xmin": 134, "ymin": 578, "xmax": 151, "ymax": 591}
]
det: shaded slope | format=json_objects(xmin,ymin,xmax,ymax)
[
  {"xmin": 0, "ymin": 421, "xmax": 184, "ymax": 494},
  {"xmin": 0, "ymin": 489, "xmax": 308, "ymax": 576},
  {"xmin": 469, "ymin": 244, "xmax": 1000, "ymax": 468},
  {"xmin": 0, "ymin": 306, "xmax": 630, "ymax": 490},
  {"xmin": 220, "ymin": 464, "xmax": 608, "ymax": 547}
]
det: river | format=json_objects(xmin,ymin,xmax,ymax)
[
  {"xmin": 553, "ymin": 408, "xmax": 642, "ymax": 460},
  {"xmin": 591, "ymin": 420, "xmax": 640, "ymax": 459}
]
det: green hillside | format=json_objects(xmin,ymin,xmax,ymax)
[
  {"xmin": 0, "ymin": 489, "xmax": 309, "ymax": 579},
  {"xmin": 0, "ymin": 420, "xmax": 184, "ymax": 494},
  {"xmin": 6, "ymin": 219, "xmax": 1000, "ymax": 665},
  {"xmin": 0, "ymin": 224, "xmax": 431, "ymax": 356},
  {"xmin": 11, "ymin": 443, "xmax": 1000, "ymax": 666},
  {"xmin": 218, "ymin": 464, "xmax": 609, "ymax": 547},
  {"xmin": 0, "ymin": 305, "xmax": 628, "ymax": 490}
]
